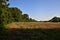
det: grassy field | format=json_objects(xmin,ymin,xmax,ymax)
[
  {"xmin": 1, "ymin": 22, "xmax": 60, "ymax": 40},
  {"xmin": 6, "ymin": 22, "xmax": 60, "ymax": 29}
]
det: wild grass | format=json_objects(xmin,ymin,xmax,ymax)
[{"xmin": 6, "ymin": 22, "xmax": 60, "ymax": 29}]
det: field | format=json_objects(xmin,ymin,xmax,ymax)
[
  {"xmin": 0, "ymin": 22, "xmax": 60, "ymax": 40},
  {"xmin": 6, "ymin": 22, "xmax": 60, "ymax": 29}
]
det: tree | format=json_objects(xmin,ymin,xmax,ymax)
[
  {"xmin": 49, "ymin": 16, "xmax": 60, "ymax": 22},
  {"xmin": 22, "ymin": 14, "xmax": 29, "ymax": 19},
  {"xmin": 9, "ymin": 7, "xmax": 22, "ymax": 22},
  {"xmin": 0, "ymin": 0, "xmax": 9, "ymax": 8},
  {"xmin": 22, "ymin": 14, "xmax": 29, "ymax": 22},
  {"xmin": 29, "ymin": 18, "xmax": 37, "ymax": 22},
  {"xmin": 0, "ymin": 0, "xmax": 9, "ymax": 28}
]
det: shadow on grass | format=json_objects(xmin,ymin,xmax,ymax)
[{"xmin": 0, "ymin": 28, "xmax": 60, "ymax": 40}]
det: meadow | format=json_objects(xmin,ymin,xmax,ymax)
[
  {"xmin": 0, "ymin": 22, "xmax": 59, "ymax": 40},
  {"xmin": 6, "ymin": 22, "xmax": 60, "ymax": 29}
]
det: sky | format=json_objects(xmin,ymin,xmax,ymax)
[{"xmin": 9, "ymin": 0, "xmax": 60, "ymax": 21}]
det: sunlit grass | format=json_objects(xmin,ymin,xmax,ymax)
[{"xmin": 6, "ymin": 22, "xmax": 60, "ymax": 29}]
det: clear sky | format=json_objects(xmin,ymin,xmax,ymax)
[{"xmin": 9, "ymin": 0, "xmax": 60, "ymax": 21}]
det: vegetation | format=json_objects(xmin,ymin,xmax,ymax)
[
  {"xmin": 0, "ymin": 0, "xmax": 60, "ymax": 28},
  {"xmin": 0, "ymin": 0, "xmax": 37, "ymax": 28},
  {"xmin": 0, "ymin": 0, "xmax": 60, "ymax": 40},
  {"xmin": 49, "ymin": 16, "xmax": 60, "ymax": 22},
  {"xmin": 0, "ymin": 29, "xmax": 60, "ymax": 40},
  {"xmin": 6, "ymin": 22, "xmax": 60, "ymax": 29}
]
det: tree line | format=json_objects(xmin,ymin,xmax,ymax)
[
  {"xmin": 40, "ymin": 16, "xmax": 60, "ymax": 22},
  {"xmin": 0, "ymin": 0, "xmax": 37, "ymax": 28},
  {"xmin": 49, "ymin": 16, "xmax": 60, "ymax": 22}
]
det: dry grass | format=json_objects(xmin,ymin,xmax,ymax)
[{"xmin": 6, "ymin": 22, "xmax": 60, "ymax": 29}]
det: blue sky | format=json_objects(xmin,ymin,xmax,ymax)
[{"xmin": 9, "ymin": 0, "xmax": 60, "ymax": 21}]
